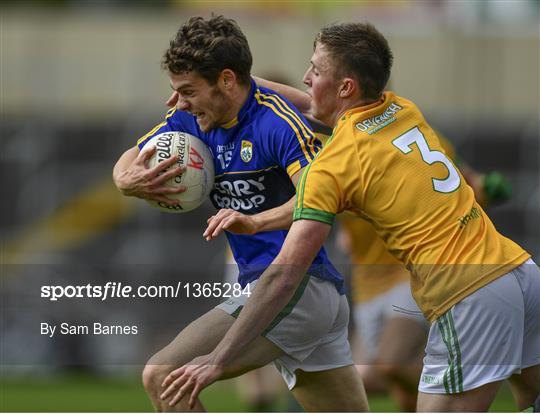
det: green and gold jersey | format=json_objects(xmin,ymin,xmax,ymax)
[
  {"xmin": 339, "ymin": 134, "xmax": 457, "ymax": 304},
  {"xmin": 294, "ymin": 91, "xmax": 530, "ymax": 321}
]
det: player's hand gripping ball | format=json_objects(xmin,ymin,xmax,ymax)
[{"xmin": 142, "ymin": 131, "xmax": 214, "ymax": 213}]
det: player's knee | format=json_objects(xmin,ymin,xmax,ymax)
[{"xmin": 142, "ymin": 362, "xmax": 169, "ymax": 397}]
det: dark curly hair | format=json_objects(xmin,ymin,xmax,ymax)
[
  {"xmin": 315, "ymin": 23, "xmax": 393, "ymax": 100},
  {"xmin": 162, "ymin": 15, "xmax": 252, "ymax": 86}
]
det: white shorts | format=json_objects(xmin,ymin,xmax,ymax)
[
  {"xmin": 354, "ymin": 281, "xmax": 428, "ymax": 361},
  {"xmin": 217, "ymin": 275, "xmax": 354, "ymax": 389},
  {"xmin": 419, "ymin": 259, "xmax": 540, "ymax": 394}
]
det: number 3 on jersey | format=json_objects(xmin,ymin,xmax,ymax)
[{"xmin": 392, "ymin": 127, "xmax": 461, "ymax": 193}]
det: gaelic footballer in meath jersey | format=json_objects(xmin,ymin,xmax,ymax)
[{"xmin": 192, "ymin": 21, "xmax": 539, "ymax": 412}]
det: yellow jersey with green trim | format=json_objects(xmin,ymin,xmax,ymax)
[
  {"xmin": 339, "ymin": 134, "xmax": 457, "ymax": 304},
  {"xmin": 294, "ymin": 91, "xmax": 530, "ymax": 321}
]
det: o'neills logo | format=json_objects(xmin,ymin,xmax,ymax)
[
  {"xmin": 355, "ymin": 102, "xmax": 403, "ymax": 135},
  {"xmin": 174, "ymin": 134, "xmax": 187, "ymax": 184},
  {"xmin": 176, "ymin": 134, "xmax": 187, "ymax": 165}
]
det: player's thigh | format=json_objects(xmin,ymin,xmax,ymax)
[
  {"xmin": 419, "ymin": 271, "xmax": 528, "ymax": 395},
  {"xmin": 353, "ymin": 297, "xmax": 384, "ymax": 363},
  {"xmin": 143, "ymin": 308, "xmax": 235, "ymax": 393},
  {"xmin": 148, "ymin": 308, "xmax": 282, "ymax": 375},
  {"xmin": 417, "ymin": 380, "xmax": 502, "ymax": 412},
  {"xmin": 377, "ymin": 316, "xmax": 427, "ymax": 365},
  {"xmin": 508, "ymin": 364, "xmax": 540, "ymax": 410},
  {"xmin": 292, "ymin": 365, "xmax": 369, "ymax": 412},
  {"xmin": 147, "ymin": 308, "xmax": 234, "ymax": 367}
]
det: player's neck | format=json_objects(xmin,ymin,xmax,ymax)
[{"xmin": 221, "ymin": 84, "xmax": 251, "ymax": 126}]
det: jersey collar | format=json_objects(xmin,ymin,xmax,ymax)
[{"xmin": 341, "ymin": 91, "xmax": 393, "ymax": 121}]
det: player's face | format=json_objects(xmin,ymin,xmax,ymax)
[
  {"xmin": 303, "ymin": 43, "xmax": 341, "ymax": 126},
  {"xmin": 169, "ymin": 71, "xmax": 231, "ymax": 132}
]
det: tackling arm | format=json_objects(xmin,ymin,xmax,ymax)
[
  {"xmin": 212, "ymin": 219, "xmax": 331, "ymax": 363},
  {"xmin": 253, "ymin": 76, "xmax": 331, "ymax": 130},
  {"xmin": 203, "ymin": 168, "xmax": 304, "ymax": 240},
  {"xmin": 252, "ymin": 76, "xmax": 312, "ymax": 114},
  {"xmin": 159, "ymin": 219, "xmax": 331, "ymax": 408}
]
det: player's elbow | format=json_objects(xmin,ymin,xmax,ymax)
[
  {"xmin": 111, "ymin": 168, "xmax": 123, "ymax": 192},
  {"xmin": 111, "ymin": 169, "xmax": 129, "ymax": 195},
  {"xmin": 271, "ymin": 268, "xmax": 305, "ymax": 297}
]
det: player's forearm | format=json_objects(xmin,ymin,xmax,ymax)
[
  {"xmin": 253, "ymin": 76, "xmax": 312, "ymax": 115},
  {"xmin": 252, "ymin": 197, "xmax": 295, "ymax": 232},
  {"xmin": 211, "ymin": 220, "xmax": 329, "ymax": 367},
  {"xmin": 212, "ymin": 263, "xmax": 306, "ymax": 366},
  {"xmin": 113, "ymin": 146, "xmax": 139, "ymax": 193}
]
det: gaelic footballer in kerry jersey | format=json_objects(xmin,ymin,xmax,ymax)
[{"xmin": 137, "ymin": 79, "xmax": 344, "ymax": 292}]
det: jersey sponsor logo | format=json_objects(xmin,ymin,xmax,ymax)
[
  {"xmin": 212, "ymin": 176, "xmax": 266, "ymax": 211},
  {"xmin": 457, "ymin": 206, "xmax": 481, "ymax": 229},
  {"xmin": 240, "ymin": 140, "xmax": 253, "ymax": 163},
  {"xmin": 355, "ymin": 102, "xmax": 403, "ymax": 135}
]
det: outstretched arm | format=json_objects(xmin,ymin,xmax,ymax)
[
  {"xmin": 252, "ymin": 76, "xmax": 312, "ymax": 114},
  {"xmin": 160, "ymin": 219, "xmax": 331, "ymax": 407},
  {"xmin": 203, "ymin": 168, "xmax": 303, "ymax": 240},
  {"xmin": 253, "ymin": 76, "xmax": 332, "ymax": 130},
  {"xmin": 212, "ymin": 219, "xmax": 331, "ymax": 359}
]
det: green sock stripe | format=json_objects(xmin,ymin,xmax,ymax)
[
  {"xmin": 262, "ymin": 274, "xmax": 311, "ymax": 336},
  {"xmin": 446, "ymin": 311, "xmax": 464, "ymax": 392}
]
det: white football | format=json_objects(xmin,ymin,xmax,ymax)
[{"xmin": 141, "ymin": 131, "xmax": 214, "ymax": 213}]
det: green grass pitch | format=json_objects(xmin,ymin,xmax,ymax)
[{"xmin": 0, "ymin": 373, "xmax": 518, "ymax": 412}]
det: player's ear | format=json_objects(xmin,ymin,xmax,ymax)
[
  {"xmin": 339, "ymin": 78, "xmax": 357, "ymax": 99},
  {"xmin": 220, "ymin": 69, "xmax": 236, "ymax": 91}
]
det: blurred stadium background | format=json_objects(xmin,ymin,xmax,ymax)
[{"xmin": 1, "ymin": 0, "xmax": 538, "ymax": 411}]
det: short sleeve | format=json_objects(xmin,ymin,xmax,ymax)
[
  {"xmin": 293, "ymin": 151, "xmax": 341, "ymax": 225},
  {"xmin": 256, "ymin": 90, "xmax": 321, "ymax": 178},
  {"xmin": 293, "ymin": 132, "xmax": 360, "ymax": 225}
]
